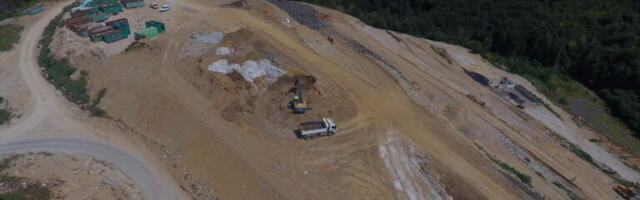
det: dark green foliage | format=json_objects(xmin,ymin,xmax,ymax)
[
  {"xmin": 553, "ymin": 182, "xmax": 582, "ymax": 200},
  {"xmin": 299, "ymin": 0, "xmax": 640, "ymax": 135},
  {"xmin": 0, "ymin": 155, "xmax": 20, "ymax": 171},
  {"xmin": 0, "ymin": 110, "xmax": 10, "ymax": 125},
  {"xmin": 38, "ymin": 5, "xmax": 94, "ymax": 106},
  {"xmin": 0, "ymin": 24, "xmax": 23, "ymax": 52},
  {"xmin": 0, "ymin": 0, "xmax": 41, "ymax": 21},
  {"xmin": 0, "ymin": 155, "xmax": 50, "ymax": 200},
  {"xmin": 490, "ymin": 157, "xmax": 532, "ymax": 185},
  {"xmin": 89, "ymin": 88, "xmax": 107, "ymax": 117},
  {"xmin": 37, "ymin": 5, "xmax": 108, "ymax": 117},
  {"xmin": 568, "ymin": 143, "xmax": 594, "ymax": 165},
  {"xmin": 0, "ymin": 183, "xmax": 51, "ymax": 200}
]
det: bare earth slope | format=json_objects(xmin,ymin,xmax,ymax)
[{"xmin": 47, "ymin": 0, "xmax": 640, "ymax": 199}]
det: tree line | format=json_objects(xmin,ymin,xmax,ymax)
[
  {"xmin": 298, "ymin": 0, "xmax": 640, "ymax": 135},
  {"xmin": 0, "ymin": 0, "xmax": 41, "ymax": 21}
]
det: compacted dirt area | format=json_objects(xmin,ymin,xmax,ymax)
[{"xmin": 35, "ymin": 0, "xmax": 640, "ymax": 199}]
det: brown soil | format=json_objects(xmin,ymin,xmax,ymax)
[{"xmin": 42, "ymin": 0, "xmax": 637, "ymax": 199}]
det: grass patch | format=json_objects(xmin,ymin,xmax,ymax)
[
  {"xmin": 542, "ymin": 103, "xmax": 562, "ymax": 119},
  {"xmin": 0, "ymin": 96, "xmax": 14, "ymax": 125},
  {"xmin": 0, "ymin": 154, "xmax": 51, "ymax": 200},
  {"xmin": 430, "ymin": 45, "xmax": 453, "ymax": 64},
  {"xmin": 567, "ymin": 143, "xmax": 595, "ymax": 165},
  {"xmin": 552, "ymin": 182, "xmax": 582, "ymax": 200},
  {"xmin": 0, "ymin": 24, "xmax": 24, "ymax": 52},
  {"xmin": 0, "ymin": 182, "xmax": 51, "ymax": 200},
  {"xmin": 88, "ymin": 88, "xmax": 107, "ymax": 117},
  {"xmin": 386, "ymin": 30, "xmax": 402, "ymax": 42},
  {"xmin": 485, "ymin": 54, "xmax": 597, "ymax": 105},
  {"xmin": 0, "ymin": 155, "xmax": 21, "ymax": 171},
  {"xmin": 0, "ymin": 109, "xmax": 11, "ymax": 125},
  {"xmin": 489, "ymin": 156, "xmax": 532, "ymax": 185}
]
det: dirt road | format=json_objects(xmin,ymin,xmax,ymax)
[{"xmin": 0, "ymin": 1, "xmax": 188, "ymax": 199}]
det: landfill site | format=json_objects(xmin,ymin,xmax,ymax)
[{"xmin": 1, "ymin": 0, "xmax": 640, "ymax": 199}]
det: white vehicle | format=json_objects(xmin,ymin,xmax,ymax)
[
  {"xmin": 298, "ymin": 118, "xmax": 337, "ymax": 139},
  {"xmin": 159, "ymin": 5, "xmax": 171, "ymax": 12}
]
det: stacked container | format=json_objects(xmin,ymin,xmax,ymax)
[{"xmin": 121, "ymin": 0, "xmax": 145, "ymax": 9}]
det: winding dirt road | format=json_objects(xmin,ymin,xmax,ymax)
[{"xmin": 0, "ymin": 1, "xmax": 188, "ymax": 199}]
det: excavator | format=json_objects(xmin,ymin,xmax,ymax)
[
  {"xmin": 291, "ymin": 77, "xmax": 311, "ymax": 113},
  {"xmin": 615, "ymin": 184, "xmax": 640, "ymax": 200}
]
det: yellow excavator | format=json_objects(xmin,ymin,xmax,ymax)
[{"xmin": 291, "ymin": 77, "xmax": 311, "ymax": 113}]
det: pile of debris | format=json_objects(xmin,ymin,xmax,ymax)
[{"xmin": 207, "ymin": 59, "xmax": 286, "ymax": 83}]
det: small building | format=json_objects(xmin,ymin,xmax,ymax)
[{"xmin": 121, "ymin": 0, "xmax": 145, "ymax": 9}]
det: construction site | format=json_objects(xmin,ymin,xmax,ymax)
[{"xmin": 1, "ymin": 0, "xmax": 640, "ymax": 199}]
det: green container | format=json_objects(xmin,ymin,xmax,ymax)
[
  {"xmin": 134, "ymin": 27, "xmax": 158, "ymax": 39},
  {"xmin": 113, "ymin": 23, "xmax": 131, "ymax": 34},
  {"xmin": 79, "ymin": 0, "xmax": 97, "ymax": 7},
  {"xmin": 90, "ymin": 13, "xmax": 109, "ymax": 22},
  {"xmin": 96, "ymin": 0, "xmax": 119, "ymax": 4},
  {"xmin": 123, "ymin": 1, "xmax": 144, "ymax": 8},
  {"xmin": 91, "ymin": 35, "xmax": 104, "ymax": 42},
  {"xmin": 100, "ymin": 4, "xmax": 124, "ymax": 13},
  {"xmin": 23, "ymin": 5, "xmax": 44, "ymax": 15},
  {"xmin": 103, "ymin": 30, "xmax": 129, "ymax": 43},
  {"xmin": 145, "ymin": 20, "xmax": 165, "ymax": 33}
]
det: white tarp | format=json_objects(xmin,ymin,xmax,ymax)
[{"xmin": 208, "ymin": 59, "xmax": 286, "ymax": 82}]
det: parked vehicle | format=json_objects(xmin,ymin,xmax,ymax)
[
  {"xmin": 151, "ymin": 3, "xmax": 159, "ymax": 9},
  {"xmin": 297, "ymin": 118, "xmax": 337, "ymax": 139},
  {"xmin": 160, "ymin": 5, "xmax": 171, "ymax": 12}
]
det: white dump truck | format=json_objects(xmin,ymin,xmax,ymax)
[{"xmin": 298, "ymin": 118, "xmax": 337, "ymax": 139}]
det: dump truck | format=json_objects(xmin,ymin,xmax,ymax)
[
  {"xmin": 290, "ymin": 77, "xmax": 311, "ymax": 113},
  {"xmin": 298, "ymin": 118, "xmax": 337, "ymax": 139}
]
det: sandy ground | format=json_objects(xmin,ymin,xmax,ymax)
[
  {"xmin": 1, "ymin": 152, "xmax": 142, "ymax": 200},
  {"xmin": 0, "ymin": 1, "xmax": 188, "ymax": 199},
  {"xmin": 2, "ymin": 0, "xmax": 637, "ymax": 199}
]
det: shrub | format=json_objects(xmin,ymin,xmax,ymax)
[{"xmin": 0, "ymin": 24, "xmax": 24, "ymax": 51}]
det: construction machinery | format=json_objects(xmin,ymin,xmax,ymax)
[
  {"xmin": 290, "ymin": 77, "xmax": 311, "ymax": 113},
  {"xmin": 615, "ymin": 184, "xmax": 640, "ymax": 200},
  {"xmin": 298, "ymin": 118, "xmax": 337, "ymax": 139}
]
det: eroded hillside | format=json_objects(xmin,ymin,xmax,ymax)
[{"xmin": 46, "ymin": 0, "xmax": 640, "ymax": 199}]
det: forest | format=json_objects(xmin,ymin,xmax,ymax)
[
  {"xmin": 299, "ymin": 0, "xmax": 640, "ymax": 136},
  {"xmin": 0, "ymin": 0, "xmax": 41, "ymax": 21}
]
